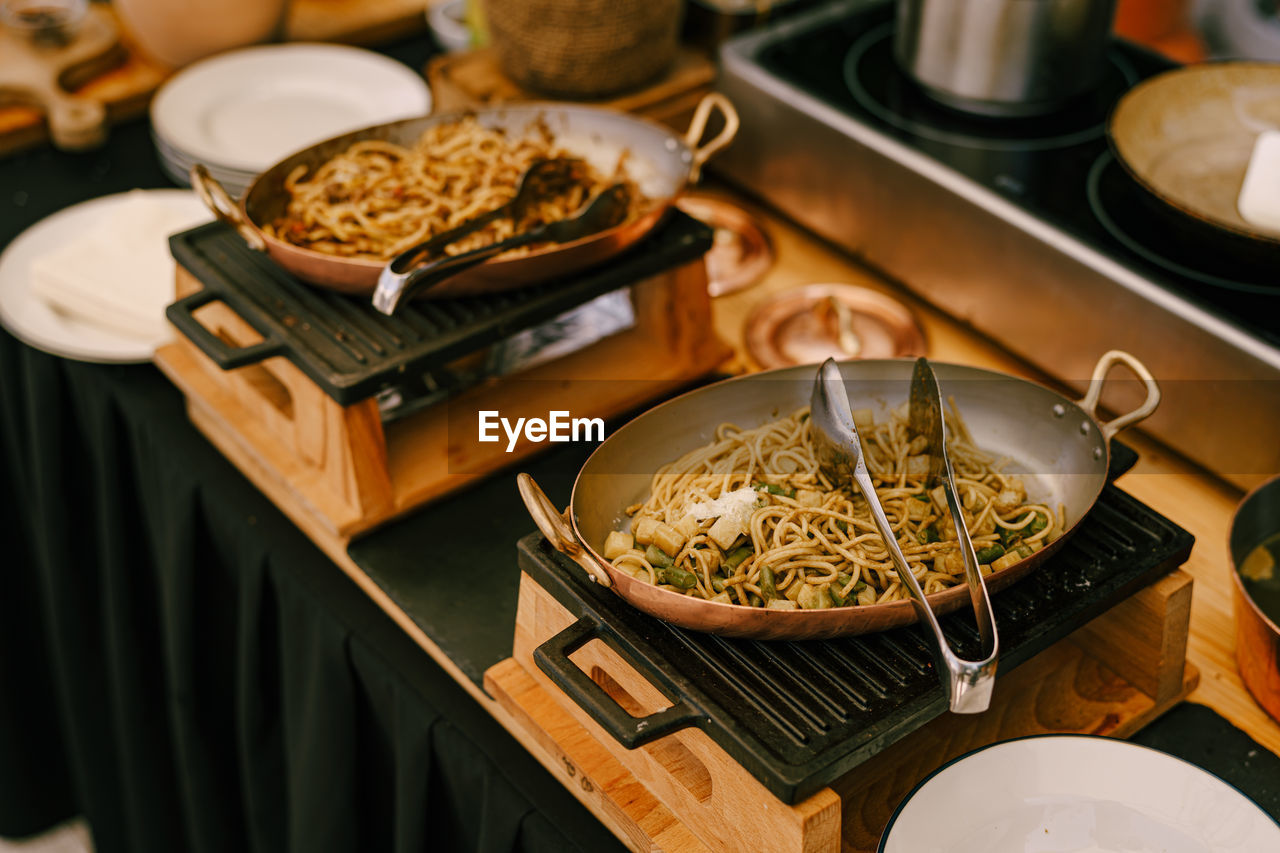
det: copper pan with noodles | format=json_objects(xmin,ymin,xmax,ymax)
[
  {"xmin": 190, "ymin": 93, "xmax": 738, "ymax": 298},
  {"xmin": 519, "ymin": 352, "xmax": 1161, "ymax": 641}
]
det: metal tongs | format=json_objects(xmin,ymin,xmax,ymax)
[
  {"xmin": 811, "ymin": 357, "xmax": 999, "ymax": 713},
  {"xmin": 371, "ymin": 157, "xmax": 629, "ymax": 314}
]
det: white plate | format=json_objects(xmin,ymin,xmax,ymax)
[
  {"xmin": 881, "ymin": 735, "xmax": 1280, "ymax": 853},
  {"xmin": 150, "ymin": 43, "xmax": 431, "ymax": 174},
  {"xmin": 0, "ymin": 190, "xmax": 210, "ymax": 364}
]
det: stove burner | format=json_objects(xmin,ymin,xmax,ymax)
[
  {"xmin": 1087, "ymin": 152, "xmax": 1278, "ymax": 296},
  {"xmin": 844, "ymin": 24, "xmax": 1138, "ymax": 152}
]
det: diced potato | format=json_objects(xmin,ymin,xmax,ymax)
[
  {"xmin": 972, "ymin": 512, "xmax": 995, "ymax": 537},
  {"xmin": 795, "ymin": 489, "xmax": 823, "ymax": 508},
  {"xmin": 852, "ymin": 408, "xmax": 875, "ymax": 431},
  {"xmin": 708, "ymin": 514, "xmax": 744, "ymax": 550},
  {"xmin": 940, "ymin": 551, "xmax": 963, "ymax": 574},
  {"xmin": 993, "ymin": 477, "xmax": 1027, "ymax": 514},
  {"xmin": 857, "ymin": 586, "xmax": 877, "ymax": 606},
  {"xmin": 784, "ymin": 578, "xmax": 804, "ymax": 602},
  {"xmin": 992, "ymin": 551, "xmax": 1022, "ymax": 572},
  {"xmin": 766, "ymin": 599, "xmax": 798, "ymax": 611},
  {"xmin": 930, "ymin": 484, "xmax": 948, "ymax": 514},
  {"xmin": 652, "ymin": 522, "xmax": 685, "ymax": 558},
  {"xmin": 797, "ymin": 584, "xmax": 833, "ymax": 610},
  {"xmin": 1026, "ymin": 538, "xmax": 1044, "ymax": 554},
  {"xmin": 906, "ymin": 497, "xmax": 931, "ymax": 520},
  {"xmin": 603, "ymin": 531, "xmax": 634, "ymax": 560},
  {"xmin": 905, "ymin": 454, "xmax": 931, "ymax": 480},
  {"xmin": 711, "ymin": 591, "xmax": 733, "ymax": 604},
  {"xmin": 673, "ymin": 515, "xmax": 701, "ymax": 541},
  {"xmin": 633, "ymin": 517, "xmax": 660, "ymax": 546},
  {"xmin": 907, "ymin": 435, "xmax": 929, "ymax": 455}
]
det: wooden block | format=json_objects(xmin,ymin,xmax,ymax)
[
  {"xmin": 1069, "ymin": 569, "xmax": 1194, "ymax": 705},
  {"xmin": 486, "ymin": 658, "xmax": 710, "ymax": 853},
  {"xmin": 513, "ymin": 574, "xmax": 843, "ymax": 853},
  {"xmin": 509, "ymin": 566, "xmax": 1198, "ymax": 853},
  {"xmin": 427, "ymin": 47, "xmax": 715, "ymax": 129},
  {"xmin": 162, "ymin": 259, "xmax": 729, "ymax": 539}
]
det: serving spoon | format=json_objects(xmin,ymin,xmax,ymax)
[
  {"xmin": 372, "ymin": 181, "xmax": 632, "ymax": 315},
  {"xmin": 810, "ymin": 357, "xmax": 999, "ymax": 713}
]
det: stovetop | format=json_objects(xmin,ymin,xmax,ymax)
[{"xmin": 751, "ymin": 2, "xmax": 1278, "ymax": 348}]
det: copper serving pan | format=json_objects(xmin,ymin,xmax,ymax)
[
  {"xmin": 519, "ymin": 352, "xmax": 1160, "ymax": 641},
  {"xmin": 190, "ymin": 94, "xmax": 738, "ymax": 299},
  {"xmin": 1228, "ymin": 475, "xmax": 1280, "ymax": 724}
]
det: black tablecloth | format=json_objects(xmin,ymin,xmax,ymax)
[
  {"xmin": 0, "ymin": 37, "xmax": 624, "ymax": 853},
  {"xmin": 0, "ymin": 328, "xmax": 627, "ymax": 853}
]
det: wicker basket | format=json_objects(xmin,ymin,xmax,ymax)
[{"xmin": 482, "ymin": 0, "xmax": 683, "ymax": 99}]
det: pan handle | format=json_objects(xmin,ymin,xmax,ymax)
[
  {"xmin": 1077, "ymin": 350, "xmax": 1161, "ymax": 443},
  {"xmin": 684, "ymin": 93, "xmax": 739, "ymax": 183},
  {"xmin": 533, "ymin": 616, "xmax": 703, "ymax": 748},
  {"xmin": 190, "ymin": 164, "xmax": 267, "ymax": 252},
  {"xmin": 517, "ymin": 473, "xmax": 613, "ymax": 588}
]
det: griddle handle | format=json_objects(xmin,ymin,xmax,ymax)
[
  {"xmin": 533, "ymin": 616, "xmax": 702, "ymax": 749},
  {"xmin": 166, "ymin": 288, "xmax": 286, "ymax": 370}
]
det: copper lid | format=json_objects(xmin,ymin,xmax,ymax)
[
  {"xmin": 745, "ymin": 283, "xmax": 926, "ymax": 369},
  {"xmin": 676, "ymin": 194, "xmax": 774, "ymax": 297}
]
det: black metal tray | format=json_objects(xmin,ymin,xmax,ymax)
[
  {"xmin": 165, "ymin": 211, "xmax": 712, "ymax": 405},
  {"xmin": 519, "ymin": 444, "xmax": 1195, "ymax": 804}
]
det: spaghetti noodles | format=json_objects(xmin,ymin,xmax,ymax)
[
  {"xmin": 264, "ymin": 117, "xmax": 641, "ymax": 260},
  {"xmin": 602, "ymin": 402, "xmax": 1065, "ymax": 610}
]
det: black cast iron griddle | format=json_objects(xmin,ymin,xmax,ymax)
[
  {"xmin": 519, "ymin": 444, "xmax": 1196, "ymax": 804},
  {"xmin": 165, "ymin": 210, "xmax": 713, "ymax": 406}
]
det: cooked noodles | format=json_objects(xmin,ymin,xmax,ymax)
[
  {"xmin": 264, "ymin": 116, "xmax": 642, "ymax": 260},
  {"xmin": 602, "ymin": 401, "xmax": 1065, "ymax": 610}
]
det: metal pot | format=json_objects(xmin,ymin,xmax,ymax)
[
  {"xmin": 191, "ymin": 94, "xmax": 737, "ymax": 299},
  {"xmin": 894, "ymin": 0, "xmax": 1118, "ymax": 117},
  {"xmin": 1228, "ymin": 476, "xmax": 1280, "ymax": 725},
  {"xmin": 519, "ymin": 351, "xmax": 1159, "ymax": 641}
]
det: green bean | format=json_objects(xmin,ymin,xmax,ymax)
[
  {"xmin": 656, "ymin": 566, "xmax": 696, "ymax": 589},
  {"xmin": 645, "ymin": 544, "xmax": 673, "ymax": 568},
  {"xmin": 755, "ymin": 482, "xmax": 796, "ymax": 498},
  {"xmin": 975, "ymin": 544, "xmax": 1005, "ymax": 564},
  {"xmin": 759, "ymin": 565, "xmax": 777, "ymax": 601},
  {"xmin": 918, "ymin": 524, "xmax": 940, "ymax": 544},
  {"xmin": 724, "ymin": 545, "xmax": 753, "ymax": 570}
]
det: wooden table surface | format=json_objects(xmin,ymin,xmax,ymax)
[{"xmin": 694, "ymin": 183, "xmax": 1280, "ymax": 760}]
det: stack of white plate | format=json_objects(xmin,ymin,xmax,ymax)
[{"xmin": 150, "ymin": 43, "xmax": 433, "ymax": 198}]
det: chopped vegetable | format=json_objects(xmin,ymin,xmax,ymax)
[
  {"xmin": 633, "ymin": 517, "xmax": 660, "ymax": 546},
  {"xmin": 644, "ymin": 544, "xmax": 673, "ymax": 568},
  {"xmin": 797, "ymin": 584, "xmax": 833, "ymax": 609},
  {"xmin": 723, "ymin": 545, "xmax": 753, "ymax": 570},
  {"xmin": 795, "ymin": 489, "xmax": 823, "ymax": 507},
  {"xmin": 603, "ymin": 531, "xmax": 634, "ymax": 560},
  {"xmin": 759, "ymin": 565, "xmax": 778, "ymax": 601},
  {"xmin": 708, "ymin": 514, "xmax": 745, "ymax": 550},
  {"xmin": 755, "ymin": 482, "xmax": 796, "ymax": 498},
  {"xmin": 652, "ymin": 522, "xmax": 686, "ymax": 560},
  {"xmin": 974, "ymin": 544, "xmax": 1005, "ymax": 564},
  {"xmin": 656, "ymin": 566, "xmax": 696, "ymax": 589},
  {"xmin": 766, "ymin": 599, "xmax": 798, "ymax": 611},
  {"xmin": 918, "ymin": 524, "xmax": 940, "ymax": 544}
]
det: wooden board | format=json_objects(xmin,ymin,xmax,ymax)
[
  {"xmin": 0, "ymin": 5, "xmax": 167, "ymax": 158},
  {"xmin": 0, "ymin": 0, "xmax": 428, "ymax": 159},
  {"xmin": 428, "ymin": 47, "xmax": 716, "ymax": 128},
  {"xmin": 489, "ymin": 568, "xmax": 1199, "ymax": 852}
]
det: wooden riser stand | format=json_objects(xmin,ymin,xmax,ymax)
[
  {"xmin": 155, "ymin": 258, "xmax": 729, "ymax": 542},
  {"xmin": 484, "ymin": 569, "xmax": 1198, "ymax": 853}
]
